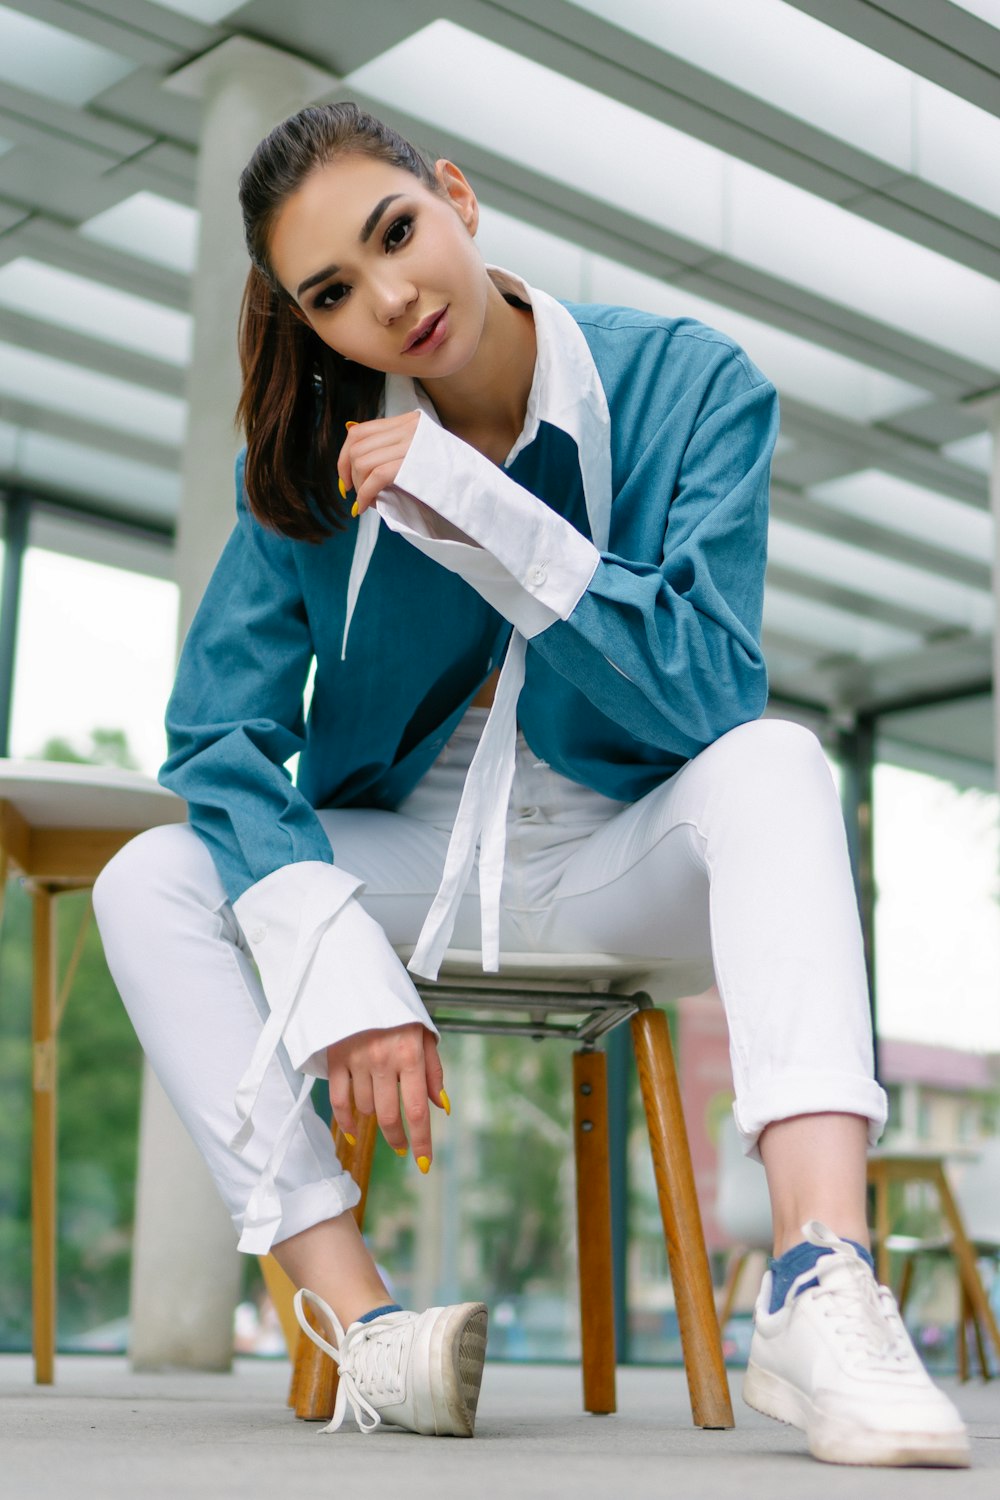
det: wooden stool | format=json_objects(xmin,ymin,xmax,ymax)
[{"xmin": 284, "ymin": 953, "xmax": 734, "ymax": 1429}]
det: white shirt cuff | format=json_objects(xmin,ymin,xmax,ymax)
[
  {"xmin": 233, "ymin": 862, "xmax": 438, "ymax": 1080},
  {"xmin": 380, "ymin": 412, "xmax": 600, "ymax": 639}
]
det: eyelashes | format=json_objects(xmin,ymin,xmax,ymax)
[{"xmin": 311, "ymin": 213, "xmax": 415, "ymax": 311}]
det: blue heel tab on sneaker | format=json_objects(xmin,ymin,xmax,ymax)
[
  {"xmin": 357, "ymin": 1303, "xmax": 403, "ymax": 1324},
  {"xmin": 768, "ymin": 1240, "xmax": 874, "ymax": 1312}
]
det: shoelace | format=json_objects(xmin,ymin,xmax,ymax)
[
  {"xmin": 804, "ymin": 1255, "xmax": 915, "ymax": 1369},
  {"xmin": 293, "ymin": 1289, "xmax": 405, "ymax": 1434}
]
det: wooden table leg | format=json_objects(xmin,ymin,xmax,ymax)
[
  {"xmin": 573, "ymin": 1047, "xmax": 616, "ymax": 1414},
  {"xmin": 630, "ymin": 1003, "xmax": 734, "ymax": 1429},
  {"xmin": 934, "ymin": 1166, "xmax": 1000, "ymax": 1369},
  {"xmin": 293, "ymin": 1113, "xmax": 379, "ymax": 1421},
  {"xmin": 31, "ymin": 884, "xmax": 58, "ymax": 1385}
]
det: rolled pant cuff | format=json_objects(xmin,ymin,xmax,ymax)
[
  {"xmin": 233, "ymin": 1173, "xmax": 362, "ymax": 1254},
  {"xmin": 733, "ymin": 1071, "xmax": 888, "ymax": 1163}
]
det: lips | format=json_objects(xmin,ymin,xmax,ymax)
[{"xmin": 404, "ymin": 307, "xmax": 447, "ymax": 353}]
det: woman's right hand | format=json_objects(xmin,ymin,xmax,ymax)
[{"xmin": 326, "ymin": 1021, "xmax": 447, "ymax": 1170}]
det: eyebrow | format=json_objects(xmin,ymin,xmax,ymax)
[{"xmin": 296, "ymin": 194, "xmax": 405, "ymax": 299}]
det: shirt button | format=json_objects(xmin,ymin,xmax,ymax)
[
  {"xmin": 528, "ymin": 563, "xmax": 548, "ymax": 587},
  {"xmin": 249, "ymin": 924, "xmax": 267, "ymax": 944}
]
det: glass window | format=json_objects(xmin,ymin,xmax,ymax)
[{"xmin": 9, "ymin": 543, "xmax": 179, "ymax": 775}]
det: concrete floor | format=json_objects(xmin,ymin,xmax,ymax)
[{"xmin": 3, "ymin": 1355, "xmax": 998, "ymax": 1500}]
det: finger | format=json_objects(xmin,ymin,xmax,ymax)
[
  {"xmin": 371, "ymin": 1069, "xmax": 409, "ymax": 1155},
  {"xmin": 355, "ymin": 460, "xmax": 404, "ymax": 515},
  {"xmin": 400, "ymin": 1060, "xmax": 433, "ymax": 1170},
  {"xmin": 424, "ymin": 1034, "xmax": 448, "ymax": 1114},
  {"xmin": 337, "ymin": 434, "xmax": 354, "ymax": 502},
  {"xmin": 350, "ymin": 1070, "xmax": 375, "ymax": 1122},
  {"xmin": 327, "ymin": 1063, "xmax": 358, "ymax": 1142}
]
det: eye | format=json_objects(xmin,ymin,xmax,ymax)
[
  {"xmin": 383, "ymin": 213, "xmax": 413, "ymax": 252},
  {"xmin": 313, "ymin": 281, "xmax": 348, "ymax": 312}
]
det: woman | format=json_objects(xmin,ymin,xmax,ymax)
[{"xmin": 94, "ymin": 103, "xmax": 968, "ymax": 1466}]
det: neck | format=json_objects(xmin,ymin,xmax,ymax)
[{"xmin": 417, "ymin": 278, "xmax": 536, "ymax": 458}]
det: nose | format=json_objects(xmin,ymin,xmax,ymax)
[{"xmin": 372, "ymin": 275, "xmax": 417, "ymax": 326}]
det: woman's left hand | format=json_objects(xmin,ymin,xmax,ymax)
[{"xmin": 339, "ymin": 411, "xmax": 421, "ymax": 516}]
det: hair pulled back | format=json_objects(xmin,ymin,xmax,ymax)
[{"xmin": 236, "ymin": 102, "xmax": 438, "ymax": 540}]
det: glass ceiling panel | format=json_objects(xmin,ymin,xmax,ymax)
[
  {"xmin": 916, "ymin": 81, "xmax": 1000, "ymax": 219},
  {"xmin": 767, "ymin": 518, "xmax": 994, "ymax": 633},
  {"xmin": 568, "ymin": 1, "xmax": 1000, "ymax": 220},
  {"xmin": 585, "ymin": 256, "xmax": 929, "ymax": 423},
  {"xmin": 730, "ymin": 164, "xmax": 1000, "ymax": 370},
  {"xmin": 348, "ymin": 22, "xmax": 1000, "ymax": 371},
  {"xmin": 808, "ymin": 470, "xmax": 993, "ymax": 563},
  {"xmin": 0, "ymin": 259, "xmax": 191, "ymax": 366},
  {"xmin": 763, "ymin": 585, "xmax": 921, "ymax": 661},
  {"xmin": 0, "ymin": 4, "xmax": 134, "ymax": 107},
  {"xmin": 0, "ymin": 343, "xmax": 186, "ymax": 446},
  {"xmin": 346, "ymin": 22, "xmax": 727, "ymax": 251},
  {"xmin": 567, "ymin": 0, "xmax": 912, "ymax": 168},
  {"xmin": 942, "ymin": 432, "xmax": 992, "ymax": 475},
  {"xmin": 476, "ymin": 203, "xmax": 926, "ymax": 422},
  {"xmin": 0, "ymin": 419, "xmax": 179, "ymax": 522},
  {"xmin": 80, "ymin": 193, "xmax": 199, "ymax": 276}
]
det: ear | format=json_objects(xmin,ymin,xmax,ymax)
[{"xmin": 434, "ymin": 159, "xmax": 479, "ymax": 236}]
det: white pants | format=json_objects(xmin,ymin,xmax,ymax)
[{"xmin": 93, "ymin": 713, "xmax": 887, "ymax": 1249}]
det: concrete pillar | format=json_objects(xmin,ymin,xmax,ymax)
[
  {"xmin": 129, "ymin": 38, "xmax": 335, "ymax": 1371},
  {"xmin": 987, "ymin": 398, "xmax": 1000, "ymax": 800}
]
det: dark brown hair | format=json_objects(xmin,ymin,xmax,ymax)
[{"xmin": 236, "ymin": 102, "xmax": 438, "ymax": 540}]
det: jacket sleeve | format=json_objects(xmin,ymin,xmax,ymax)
[
  {"xmin": 160, "ymin": 452, "xmax": 438, "ymax": 1055},
  {"xmin": 160, "ymin": 449, "xmax": 334, "ymax": 902},
  {"xmin": 383, "ymin": 354, "xmax": 776, "ymax": 758}
]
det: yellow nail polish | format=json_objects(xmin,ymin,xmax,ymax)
[
  {"xmin": 395, "ymin": 1147, "xmax": 409, "ymax": 1158},
  {"xmin": 417, "ymin": 1155, "xmax": 431, "ymax": 1175},
  {"xmin": 351, "ymin": 500, "xmax": 359, "ymax": 518},
  {"xmin": 439, "ymin": 1089, "xmax": 451, "ymax": 1116},
  {"xmin": 345, "ymin": 420, "xmax": 358, "ymax": 429},
  {"xmin": 343, "ymin": 1131, "xmax": 356, "ymax": 1146},
  {"xmin": 338, "ymin": 476, "xmax": 347, "ymax": 499}
]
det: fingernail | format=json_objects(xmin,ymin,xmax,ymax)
[
  {"xmin": 343, "ymin": 1132, "xmax": 356, "ymax": 1146},
  {"xmin": 338, "ymin": 476, "xmax": 347, "ymax": 499},
  {"xmin": 439, "ymin": 1089, "xmax": 451, "ymax": 1116},
  {"xmin": 395, "ymin": 1147, "xmax": 408, "ymax": 1158},
  {"xmin": 417, "ymin": 1156, "xmax": 431, "ymax": 1175},
  {"xmin": 345, "ymin": 420, "xmax": 358, "ymax": 429},
  {"xmin": 351, "ymin": 500, "xmax": 359, "ymax": 518}
]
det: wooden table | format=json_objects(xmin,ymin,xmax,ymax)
[
  {"xmin": 0, "ymin": 759, "xmax": 187, "ymax": 1384},
  {"xmin": 867, "ymin": 1147, "xmax": 1000, "ymax": 1369}
]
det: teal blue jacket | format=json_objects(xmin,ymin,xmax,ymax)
[{"xmin": 161, "ymin": 300, "xmax": 778, "ymax": 905}]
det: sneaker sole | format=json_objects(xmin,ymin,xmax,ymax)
[
  {"xmin": 424, "ymin": 1302, "xmax": 488, "ymax": 1437},
  {"xmin": 743, "ymin": 1361, "xmax": 971, "ymax": 1468}
]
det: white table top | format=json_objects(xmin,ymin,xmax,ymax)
[{"xmin": 0, "ymin": 758, "xmax": 187, "ymax": 830}]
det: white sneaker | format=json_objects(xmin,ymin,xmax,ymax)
[
  {"xmin": 743, "ymin": 1221, "xmax": 970, "ymax": 1467},
  {"xmin": 294, "ymin": 1289, "xmax": 488, "ymax": 1436}
]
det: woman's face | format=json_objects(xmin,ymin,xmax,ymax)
[{"xmin": 268, "ymin": 153, "xmax": 490, "ymax": 378}]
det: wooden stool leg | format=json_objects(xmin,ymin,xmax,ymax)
[
  {"xmin": 968, "ymin": 1285, "xmax": 989, "ymax": 1381},
  {"xmin": 258, "ymin": 1254, "xmax": 301, "ymax": 1405},
  {"xmin": 958, "ymin": 1281, "xmax": 970, "ymax": 1383},
  {"xmin": 630, "ymin": 1003, "xmax": 734, "ymax": 1429},
  {"xmin": 31, "ymin": 885, "xmax": 58, "ymax": 1386},
  {"xmin": 293, "ymin": 1113, "xmax": 378, "ymax": 1421},
  {"xmin": 573, "ymin": 1048, "xmax": 617, "ymax": 1414},
  {"xmin": 896, "ymin": 1253, "xmax": 915, "ymax": 1315}
]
